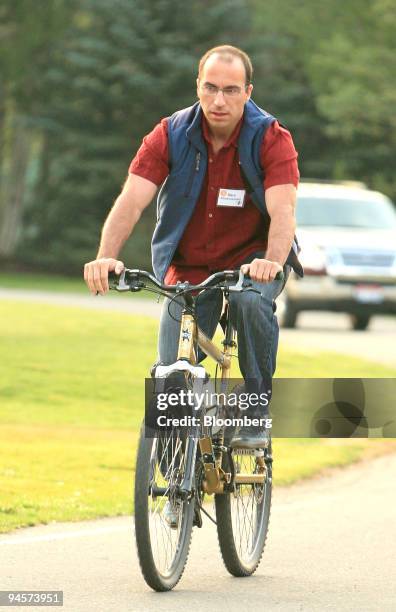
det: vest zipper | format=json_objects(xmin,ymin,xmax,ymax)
[{"xmin": 184, "ymin": 152, "xmax": 201, "ymax": 197}]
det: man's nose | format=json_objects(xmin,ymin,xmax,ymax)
[{"xmin": 213, "ymin": 89, "xmax": 226, "ymax": 104}]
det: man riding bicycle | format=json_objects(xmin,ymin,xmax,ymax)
[{"xmin": 84, "ymin": 44, "xmax": 303, "ymax": 448}]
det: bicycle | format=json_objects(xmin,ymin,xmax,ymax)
[{"xmin": 109, "ymin": 267, "xmax": 283, "ymax": 592}]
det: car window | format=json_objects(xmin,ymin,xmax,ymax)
[{"xmin": 296, "ymin": 196, "xmax": 396, "ymax": 229}]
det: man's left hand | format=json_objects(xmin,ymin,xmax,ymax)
[{"xmin": 241, "ymin": 258, "xmax": 283, "ymax": 283}]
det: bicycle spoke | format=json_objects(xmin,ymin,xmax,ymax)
[
  {"xmin": 145, "ymin": 430, "xmax": 189, "ymax": 576},
  {"xmin": 230, "ymin": 453, "xmax": 267, "ymax": 563}
]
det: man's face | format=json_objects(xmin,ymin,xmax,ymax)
[{"xmin": 197, "ymin": 54, "xmax": 253, "ymax": 133}]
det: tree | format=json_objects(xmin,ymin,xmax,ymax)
[
  {"xmin": 250, "ymin": 0, "xmax": 396, "ymax": 199},
  {"xmin": 307, "ymin": 0, "xmax": 396, "ymax": 195},
  {"xmin": 0, "ymin": 0, "xmax": 76, "ymax": 259},
  {"xmin": 18, "ymin": 0, "xmax": 255, "ymax": 272}
]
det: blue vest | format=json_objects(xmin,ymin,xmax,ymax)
[{"xmin": 151, "ymin": 99, "xmax": 303, "ymax": 281}]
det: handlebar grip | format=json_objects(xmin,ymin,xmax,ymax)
[
  {"xmin": 243, "ymin": 270, "xmax": 284, "ymax": 282},
  {"xmin": 108, "ymin": 270, "xmax": 125, "ymax": 291},
  {"xmin": 108, "ymin": 271, "xmax": 119, "ymax": 282}
]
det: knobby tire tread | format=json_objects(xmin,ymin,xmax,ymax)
[
  {"xmin": 215, "ymin": 446, "xmax": 272, "ymax": 577},
  {"xmin": 134, "ymin": 425, "xmax": 194, "ymax": 591}
]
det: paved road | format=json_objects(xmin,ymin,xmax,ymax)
[
  {"xmin": 1, "ymin": 288, "xmax": 394, "ymax": 366},
  {"xmin": 1, "ymin": 451, "xmax": 396, "ymax": 611}
]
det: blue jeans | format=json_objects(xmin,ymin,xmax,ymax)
[{"xmin": 157, "ymin": 261, "xmax": 291, "ymax": 417}]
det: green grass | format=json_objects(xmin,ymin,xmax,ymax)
[
  {"xmin": 0, "ymin": 271, "xmax": 89, "ymax": 293},
  {"xmin": 273, "ymin": 438, "xmax": 383, "ymax": 485},
  {"xmin": 0, "ymin": 426, "xmax": 138, "ymax": 530},
  {"xmin": 0, "ymin": 300, "xmax": 395, "ymax": 533}
]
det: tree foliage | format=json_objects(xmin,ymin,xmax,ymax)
[
  {"xmin": 251, "ymin": 0, "xmax": 396, "ymax": 193},
  {"xmin": 8, "ymin": 0, "xmax": 254, "ymax": 271}
]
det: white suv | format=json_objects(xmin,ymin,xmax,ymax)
[{"xmin": 280, "ymin": 181, "xmax": 396, "ymax": 330}]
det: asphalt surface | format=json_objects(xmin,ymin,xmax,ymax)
[
  {"xmin": 1, "ymin": 288, "xmax": 394, "ymax": 367},
  {"xmin": 1, "ymin": 451, "xmax": 396, "ymax": 611}
]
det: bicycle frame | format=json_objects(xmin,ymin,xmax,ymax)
[{"xmin": 175, "ymin": 292, "xmax": 266, "ymax": 498}]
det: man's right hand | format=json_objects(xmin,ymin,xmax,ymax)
[{"xmin": 84, "ymin": 257, "xmax": 125, "ymax": 295}]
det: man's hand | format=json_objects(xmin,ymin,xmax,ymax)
[
  {"xmin": 241, "ymin": 258, "xmax": 283, "ymax": 283},
  {"xmin": 84, "ymin": 257, "xmax": 125, "ymax": 295}
]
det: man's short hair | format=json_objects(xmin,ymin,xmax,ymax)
[{"xmin": 198, "ymin": 45, "xmax": 253, "ymax": 85}]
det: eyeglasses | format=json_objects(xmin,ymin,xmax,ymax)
[{"xmin": 199, "ymin": 82, "xmax": 248, "ymax": 97}]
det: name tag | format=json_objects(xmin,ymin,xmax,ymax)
[{"xmin": 216, "ymin": 188, "xmax": 246, "ymax": 208}]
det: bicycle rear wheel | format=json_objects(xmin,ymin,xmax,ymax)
[
  {"xmin": 134, "ymin": 422, "xmax": 194, "ymax": 591},
  {"xmin": 215, "ymin": 441, "xmax": 272, "ymax": 576}
]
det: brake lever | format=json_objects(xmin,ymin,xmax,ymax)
[
  {"xmin": 110, "ymin": 269, "xmax": 144, "ymax": 291},
  {"xmin": 228, "ymin": 268, "xmax": 249, "ymax": 293},
  {"xmin": 110, "ymin": 269, "xmax": 130, "ymax": 291},
  {"xmin": 227, "ymin": 268, "xmax": 284, "ymax": 295}
]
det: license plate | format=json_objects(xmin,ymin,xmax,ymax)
[{"xmin": 353, "ymin": 284, "xmax": 384, "ymax": 303}]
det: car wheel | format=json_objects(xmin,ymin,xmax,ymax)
[{"xmin": 350, "ymin": 314, "xmax": 371, "ymax": 331}]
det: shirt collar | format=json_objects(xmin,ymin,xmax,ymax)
[{"xmin": 202, "ymin": 114, "xmax": 243, "ymax": 150}]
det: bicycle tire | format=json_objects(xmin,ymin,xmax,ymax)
[
  {"xmin": 215, "ymin": 440, "xmax": 272, "ymax": 576},
  {"xmin": 134, "ymin": 421, "xmax": 195, "ymax": 591}
]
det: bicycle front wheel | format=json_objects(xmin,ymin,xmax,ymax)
[
  {"xmin": 134, "ymin": 423, "xmax": 194, "ymax": 591},
  {"xmin": 215, "ymin": 442, "xmax": 272, "ymax": 576}
]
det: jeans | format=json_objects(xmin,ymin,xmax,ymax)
[{"xmin": 157, "ymin": 256, "xmax": 291, "ymax": 417}]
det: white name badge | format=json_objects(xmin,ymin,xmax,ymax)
[{"xmin": 216, "ymin": 188, "xmax": 246, "ymax": 208}]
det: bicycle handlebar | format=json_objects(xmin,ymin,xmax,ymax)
[{"xmin": 108, "ymin": 268, "xmax": 284, "ymax": 294}]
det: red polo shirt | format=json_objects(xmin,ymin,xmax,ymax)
[{"xmin": 129, "ymin": 113, "xmax": 299, "ymax": 284}]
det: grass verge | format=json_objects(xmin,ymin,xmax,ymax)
[{"xmin": 0, "ymin": 271, "xmax": 89, "ymax": 293}]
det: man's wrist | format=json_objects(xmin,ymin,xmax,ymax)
[
  {"xmin": 264, "ymin": 253, "xmax": 284, "ymax": 267},
  {"xmin": 96, "ymin": 252, "xmax": 119, "ymax": 260}
]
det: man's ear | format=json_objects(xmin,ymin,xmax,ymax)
[
  {"xmin": 196, "ymin": 77, "xmax": 200, "ymax": 99},
  {"xmin": 246, "ymin": 83, "xmax": 253, "ymax": 101}
]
